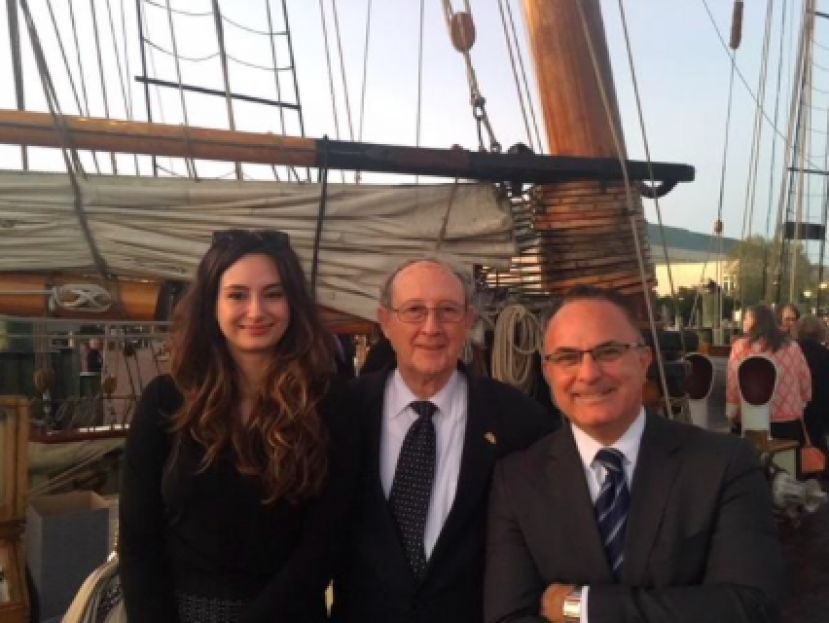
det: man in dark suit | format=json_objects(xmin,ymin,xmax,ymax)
[
  {"xmin": 485, "ymin": 286, "xmax": 784, "ymax": 623},
  {"xmin": 332, "ymin": 258, "xmax": 558, "ymax": 623}
]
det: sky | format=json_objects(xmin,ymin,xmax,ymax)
[{"xmin": 0, "ymin": 0, "xmax": 824, "ymax": 250}]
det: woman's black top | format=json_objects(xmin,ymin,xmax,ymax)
[{"xmin": 119, "ymin": 374, "xmax": 358, "ymax": 623}]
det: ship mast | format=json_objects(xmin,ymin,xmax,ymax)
[{"xmin": 522, "ymin": 0, "xmax": 655, "ymax": 304}]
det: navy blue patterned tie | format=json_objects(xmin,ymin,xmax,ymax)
[
  {"xmin": 593, "ymin": 448, "xmax": 630, "ymax": 579},
  {"xmin": 389, "ymin": 400, "xmax": 438, "ymax": 580}
]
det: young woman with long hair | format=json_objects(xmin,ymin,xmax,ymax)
[
  {"xmin": 726, "ymin": 304, "xmax": 811, "ymax": 444},
  {"xmin": 119, "ymin": 230, "xmax": 357, "ymax": 623}
]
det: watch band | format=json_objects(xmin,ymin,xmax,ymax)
[{"xmin": 562, "ymin": 587, "xmax": 583, "ymax": 622}]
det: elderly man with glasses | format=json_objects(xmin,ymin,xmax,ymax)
[
  {"xmin": 331, "ymin": 258, "xmax": 559, "ymax": 623},
  {"xmin": 484, "ymin": 285, "xmax": 784, "ymax": 623}
]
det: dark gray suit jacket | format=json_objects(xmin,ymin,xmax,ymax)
[
  {"xmin": 331, "ymin": 365, "xmax": 559, "ymax": 623},
  {"xmin": 485, "ymin": 413, "xmax": 784, "ymax": 623}
]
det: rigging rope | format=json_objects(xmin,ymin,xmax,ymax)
[
  {"xmin": 504, "ymin": 0, "xmax": 543, "ymax": 153},
  {"xmin": 61, "ymin": 0, "xmax": 101, "ymax": 174},
  {"xmin": 331, "ymin": 0, "xmax": 356, "ymax": 145},
  {"xmin": 264, "ymin": 0, "xmax": 285, "ymax": 182},
  {"xmin": 700, "ymin": 0, "xmax": 825, "ymax": 174},
  {"xmin": 89, "ymin": 0, "xmax": 118, "ymax": 174},
  {"xmin": 615, "ymin": 0, "xmax": 685, "ymax": 350},
  {"xmin": 761, "ymin": 0, "xmax": 789, "ymax": 299},
  {"xmin": 318, "ymin": 0, "xmax": 345, "ymax": 183},
  {"xmin": 143, "ymin": 38, "xmax": 219, "ymax": 63},
  {"xmin": 222, "ymin": 13, "xmax": 286, "ymax": 37},
  {"xmin": 210, "ymin": 0, "xmax": 243, "ymax": 181},
  {"xmin": 738, "ymin": 0, "xmax": 774, "ymax": 281},
  {"xmin": 416, "ymin": 0, "xmax": 426, "ymax": 159},
  {"xmin": 497, "ymin": 0, "xmax": 534, "ymax": 151},
  {"xmin": 491, "ymin": 304, "xmax": 539, "ymax": 394},
  {"xmin": 163, "ymin": 0, "xmax": 198, "ymax": 180},
  {"xmin": 356, "ymin": 0, "xmax": 373, "ymax": 182},
  {"xmin": 43, "ymin": 0, "xmax": 84, "ymax": 118},
  {"xmin": 18, "ymin": 0, "xmax": 112, "ymax": 283},
  {"xmin": 143, "ymin": 0, "xmax": 210, "ymax": 18},
  {"xmin": 772, "ymin": 0, "xmax": 811, "ymax": 304},
  {"xmin": 574, "ymin": 1, "xmax": 674, "ymax": 420},
  {"xmin": 227, "ymin": 52, "xmax": 291, "ymax": 72},
  {"xmin": 106, "ymin": 0, "xmax": 140, "ymax": 173}
]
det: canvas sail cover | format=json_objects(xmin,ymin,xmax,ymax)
[{"xmin": 0, "ymin": 171, "xmax": 516, "ymax": 320}]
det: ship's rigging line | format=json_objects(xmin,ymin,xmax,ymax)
[
  {"xmin": 415, "ymin": 0, "xmax": 425, "ymax": 185},
  {"xmin": 90, "ymin": 0, "xmax": 117, "ymax": 174},
  {"xmin": 737, "ymin": 0, "xmax": 774, "ymax": 315},
  {"xmin": 700, "ymin": 0, "xmax": 826, "ymax": 174},
  {"xmin": 17, "ymin": 0, "xmax": 112, "ymax": 284},
  {"xmin": 318, "ymin": 0, "xmax": 345, "ymax": 183},
  {"xmin": 211, "ymin": 0, "xmax": 244, "ymax": 181},
  {"xmin": 762, "ymin": 0, "xmax": 789, "ymax": 300},
  {"xmin": 355, "ymin": 0, "xmax": 372, "ymax": 183},
  {"xmin": 574, "ymin": 0, "xmax": 673, "ymax": 420},
  {"xmin": 163, "ymin": 0, "xmax": 198, "ymax": 180},
  {"xmin": 107, "ymin": 0, "xmax": 140, "ymax": 173},
  {"xmin": 614, "ymin": 0, "xmax": 684, "ymax": 353},
  {"xmin": 772, "ymin": 0, "xmax": 812, "ymax": 304},
  {"xmin": 496, "ymin": 0, "xmax": 536, "ymax": 154},
  {"xmin": 331, "ymin": 0, "xmax": 356, "ymax": 146},
  {"xmin": 140, "ymin": 0, "xmax": 295, "ymax": 181},
  {"xmin": 45, "ymin": 0, "xmax": 102, "ymax": 174},
  {"xmin": 264, "ymin": 0, "xmax": 286, "ymax": 182}
]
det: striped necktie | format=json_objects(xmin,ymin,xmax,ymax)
[
  {"xmin": 389, "ymin": 400, "xmax": 438, "ymax": 580},
  {"xmin": 593, "ymin": 447, "xmax": 630, "ymax": 580}
]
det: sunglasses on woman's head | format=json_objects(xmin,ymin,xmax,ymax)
[{"xmin": 211, "ymin": 229, "xmax": 290, "ymax": 247}]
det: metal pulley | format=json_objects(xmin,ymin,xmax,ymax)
[{"xmin": 450, "ymin": 12, "xmax": 476, "ymax": 52}]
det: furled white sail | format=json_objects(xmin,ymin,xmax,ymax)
[{"xmin": 0, "ymin": 171, "xmax": 516, "ymax": 320}]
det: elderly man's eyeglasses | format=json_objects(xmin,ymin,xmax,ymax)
[
  {"xmin": 390, "ymin": 302, "xmax": 467, "ymax": 324},
  {"xmin": 543, "ymin": 341, "xmax": 645, "ymax": 368}
]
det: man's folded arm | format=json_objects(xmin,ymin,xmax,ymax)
[{"xmin": 587, "ymin": 439, "xmax": 784, "ymax": 623}]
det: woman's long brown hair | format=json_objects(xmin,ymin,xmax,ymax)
[
  {"xmin": 169, "ymin": 230, "xmax": 333, "ymax": 503},
  {"xmin": 747, "ymin": 304, "xmax": 789, "ymax": 353}
]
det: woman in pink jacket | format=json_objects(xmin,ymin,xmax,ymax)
[{"xmin": 726, "ymin": 304, "xmax": 811, "ymax": 444}]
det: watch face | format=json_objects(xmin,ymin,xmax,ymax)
[{"xmin": 562, "ymin": 591, "xmax": 582, "ymax": 621}]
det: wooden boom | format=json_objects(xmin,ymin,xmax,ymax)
[{"xmin": 0, "ymin": 109, "xmax": 694, "ymax": 187}]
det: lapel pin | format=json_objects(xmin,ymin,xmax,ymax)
[{"xmin": 484, "ymin": 432, "xmax": 497, "ymax": 445}]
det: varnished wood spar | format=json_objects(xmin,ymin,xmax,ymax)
[
  {"xmin": 0, "ymin": 273, "xmax": 161, "ymax": 320},
  {"xmin": 522, "ymin": 0, "xmax": 623, "ymax": 157},
  {"xmin": 0, "ymin": 109, "xmax": 694, "ymax": 185},
  {"xmin": 522, "ymin": 1, "xmax": 655, "ymax": 300}
]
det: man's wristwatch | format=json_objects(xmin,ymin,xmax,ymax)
[{"xmin": 562, "ymin": 587, "xmax": 583, "ymax": 622}]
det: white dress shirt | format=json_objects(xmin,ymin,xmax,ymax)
[
  {"xmin": 569, "ymin": 408, "xmax": 646, "ymax": 623},
  {"xmin": 380, "ymin": 369, "xmax": 468, "ymax": 557}
]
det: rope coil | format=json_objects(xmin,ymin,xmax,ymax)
[{"xmin": 491, "ymin": 304, "xmax": 540, "ymax": 394}]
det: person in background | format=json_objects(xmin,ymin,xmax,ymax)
[
  {"xmin": 85, "ymin": 337, "xmax": 103, "ymax": 374},
  {"xmin": 119, "ymin": 229, "xmax": 358, "ymax": 623},
  {"xmin": 332, "ymin": 258, "xmax": 558, "ymax": 623},
  {"xmin": 795, "ymin": 315, "xmax": 829, "ymax": 460},
  {"xmin": 727, "ymin": 303, "xmax": 811, "ymax": 444},
  {"xmin": 778, "ymin": 302, "xmax": 801, "ymax": 338}
]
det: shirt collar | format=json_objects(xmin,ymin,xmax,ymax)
[
  {"xmin": 387, "ymin": 368, "xmax": 461, "ymax": 420},
  {"xmin": 571, "ymin": 407, "xmax": 646, "ymax": 471}
]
